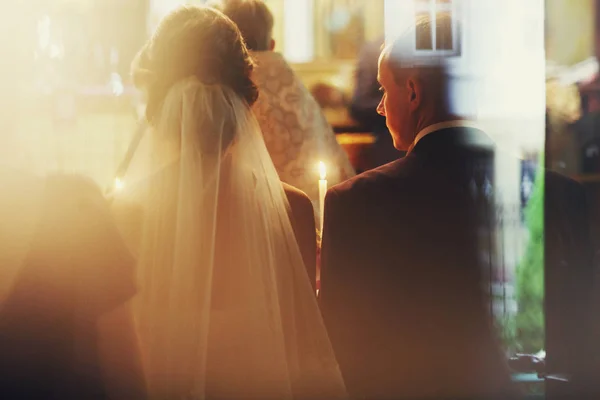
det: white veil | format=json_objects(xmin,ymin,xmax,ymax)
[{"xmin": 112, "ymin": 77, "xmax": 347, "ymax": 399}]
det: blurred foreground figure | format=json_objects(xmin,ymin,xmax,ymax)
[
  {"xmin": 219, "ymin": 0, "xmax": 355, "ymax": 206},
  {"xmin": 544, "ymin": 82, "xmax": 600, "ymax": 398},
  {"xmin": 0, "ymin": 174, "xmax": 146, "ymax": 400},
  {"xmin": 544, "ymin": 168, "xmax": 595, "ymax": 399},
  {"xmin": 0, "ymin": 7, "xmax": 146, "ymax": 398},
  {"xmin": 320, "ymin": 14, "xmax": 517, "ymax": 400},
  {"xmin": 112, "ymin": 6, "xmax": 346, "ymax": 399},
  {"xmin": 350, "ymin": 36, "xmax": 403, "ymax": 166}
]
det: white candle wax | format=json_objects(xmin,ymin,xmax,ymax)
[{"xmin": 318, "ymin": 162, "xmax": 327, "ymax": 233}]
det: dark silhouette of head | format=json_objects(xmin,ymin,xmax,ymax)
[{"xmin": 218, "ymin": 0, "xmax": 275, "ymax": 52}]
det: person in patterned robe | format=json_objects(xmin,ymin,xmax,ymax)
[{"xmin": 219, "ymin": 0, "xmax": 355, "ymax": 207}]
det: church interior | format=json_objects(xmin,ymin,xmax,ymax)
[{"xmin": 9, "ymin": 0, "xmax": 600, "ymax": 391}]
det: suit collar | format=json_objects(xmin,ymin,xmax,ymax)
[
  {"xmin": 408, "ymin": 120, "xmax": 481, "ymax": 154},
  {"xmin": 410, "ymin": 125, "xmax": 495, "ymax": 158}
]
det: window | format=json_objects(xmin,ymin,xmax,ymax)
[
  {"xmin": 282, "ymin": 0, "xmax": 315, "ymax": 63},
  {"xmin": 277, "ymin": 0, "xmax": 385, "ymax": 62},
  {"xmin": 414, "ymin": 0, "xmax": 460, "ymax": 56},
  {"xmin": 315, "ymin": 0, "xmax": 374, "ymax": 60}
]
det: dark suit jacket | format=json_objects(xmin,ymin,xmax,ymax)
[
  {"xmin": 320, "ymin": 127, "xmax": 515, "ymax": 399},
  {"xmin": 283, "ymin": 182, "xmax": 317, "ymax": 289},
  {"xmin": 350, "ymin": 37, "xmax": 387, "ymax": 134}
]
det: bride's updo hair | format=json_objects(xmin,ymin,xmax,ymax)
[{"xmin": 131, "ymin": 6, "xmax": 258, "ymax": 125}]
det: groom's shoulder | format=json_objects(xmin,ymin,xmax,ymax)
[
  {"xmin": 329, "ymin": 156, "xmax": 416, "ymax": 200},
  {"xmin": 331, "ymin": 156, "xmax": 414, "ymax": 193}
]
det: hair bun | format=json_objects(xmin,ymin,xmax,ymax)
[
  {"xmin": 134, "ymin": 6, "xmax": 259, "ymax": 124},
  {"xmin": 235, "ymin": 75, "xmax": 259, "ymax": 106}
]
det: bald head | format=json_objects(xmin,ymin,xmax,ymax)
[
  {"xmin": 386, "ymin": 12, "xmax": 452, "ymax": 101},
  {"xmin": 376, "ymin": 13, "xmax": 456, "ymax": 150}
]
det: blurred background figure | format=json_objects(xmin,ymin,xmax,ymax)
[{"xmin": 350, "ymin": 36, "xmax": 403, "ymax": 165}]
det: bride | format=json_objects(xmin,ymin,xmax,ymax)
[{"xmin": 112, "ymin": 5, "xmax": 347, "ymax": 399}]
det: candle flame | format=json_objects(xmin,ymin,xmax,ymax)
[
  {"xmin": 114, "ymin": 177, "xmax": 125, "ymax": 191},
  {"xmin": 318, "ymin": 161, "xmax": 326, "ymax": 180}
]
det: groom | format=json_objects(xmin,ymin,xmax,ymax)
[{"xmin": 319, "ymin": 15, "xmax": 515, "ymax": 400}]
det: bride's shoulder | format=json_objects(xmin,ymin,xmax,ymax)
[
  {"xmin": 282, "ymin": 183, "xmax": 312, "ymax": 214},
  {"xmin": 281, "ymin": 182, "xmax": 315, "ymax": 229}
]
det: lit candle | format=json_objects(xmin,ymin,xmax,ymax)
[{"xmin": 318, "ymin": 161, "xmax": 327, "ymax": 234}]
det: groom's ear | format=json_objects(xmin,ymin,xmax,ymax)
[
  {"xmin": 407, "ymin": 78, "xmax": 421, "ymax": 112},
  {"xmin": 268, "ymin": 39, "xmax": 276, "ymax": 51}
]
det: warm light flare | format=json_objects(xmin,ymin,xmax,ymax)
[
  {"xmin": 114, "ymin": 177, "xmax": 124, "ymax": 191},
  {"xmin": 318, "ymin": 161, "xmax": 326, "ymax": 180}
]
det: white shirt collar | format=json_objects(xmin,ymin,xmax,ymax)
[{"xmin": 407, "ymin": 120, "xmax": 480, "ymax": 153}]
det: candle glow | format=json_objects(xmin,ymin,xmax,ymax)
[{"xmin": 318, "ymin": 161, "xmax": 327, "ymax": 180}]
